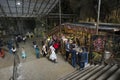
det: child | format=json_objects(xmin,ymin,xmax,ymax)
[
  {"xmin": 33, "ymin": 41, "xmax": 37, "ymax": 48},
  {"xmin": 21, "ymin": 47, "xmax": 27, "ymax": 59}
]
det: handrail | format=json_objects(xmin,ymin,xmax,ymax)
[{"xmin": 9, "ymin": 53, "xmax": 20, "ymax": 80}]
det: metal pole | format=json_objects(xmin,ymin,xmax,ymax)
[
  {"xmin": 59, "ymin": 0, "xmax": 61, "ymax": 25},
  {"xmin": 59, "ymin": 0, "xmax": 61, "ymax": 33},
  {"xmin": 96, "ymin": 0, "xmax": 101, "ymax": 35},
  {"xmin": 59, "ymin": 0, "xmax": 62, "ymax": 53}
]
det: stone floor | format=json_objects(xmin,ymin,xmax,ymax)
[{"xmin": 0, "ymin": 39, "xmax": 75, "ymax": 80}]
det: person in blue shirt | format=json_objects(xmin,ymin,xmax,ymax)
[
  {"xmin": 21, "ymin": 47, "xmax": 27, "ymax": 59},
  {"xmin": 70, "ymin": 46, "xmax": 77, "ymax": 68},
  {"xmin": 78, "ymin": 47, "xmax": 88, "ymax": 70},
  {"xmin": 7, "ymin": 40, "xmax": 13, "ymax": 54},
  {"xmin": 35, "ymin": 45, "xmax": 40, "ymax": 58}
]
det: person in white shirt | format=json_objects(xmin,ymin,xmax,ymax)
[
  {"xmin": 11, "ymin": 46, "xmax": 16, "ymax": 54},
  {"xmin": 49, "ymin": 45, "xmax": 57, "ymax": 63},
  {"xmin": 23, "ymin": 36, "xmax": 26, "ymax": 44},
  {"xmin": 42, "ymin": 44, "xmax": 47, "ymax": 57}
]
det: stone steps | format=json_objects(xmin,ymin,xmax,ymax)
[{"xmin": 58, "ymin": 64, "xmax": 120, "ymax": 80}]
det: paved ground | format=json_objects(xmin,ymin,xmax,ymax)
[
  {"xmin": 0, "ymin": 38, "xmax": 75, "ymax": 80},
  {"xmin": 0, "ymin": 54, "xmax": 75, "ymax": 80},
  {"xmin": 0, "ymin": 39, "xmax": 36, "ymax": 69}
]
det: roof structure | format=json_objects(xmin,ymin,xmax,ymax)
[{"xmin": 0, "ymin": 0, "xmax": 59, "ymax": 17}]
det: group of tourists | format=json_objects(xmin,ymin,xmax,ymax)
[
  {"xmin": 1, "ymin": 34, "xmax": 60, "ymax": 63},
  {"xmin": 2, "ymin": 34, "xmax": 27, "ymax": 59},
  {"xmin": 64, "ymin": 39, "xmax": 88, "ymax": 70},
  {"xmin": 1, "ymin": 32, "xmax": 88, "ymax": 70},
  {"xmin": 48, "ymin": 39, "xmax": 60, "ymax": 63},
  {"xmin": 32, "ymin": 35, "xmax": 88, "ymax": 67},
  {"xmin": 33, "ymin": 37, "xmax": 60, "ymax": 63}
]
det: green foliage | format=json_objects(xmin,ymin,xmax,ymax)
[{"xmin": 92, "ymin": 52, "xmax": 102, "ymax": 62}]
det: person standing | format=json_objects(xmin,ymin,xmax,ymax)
[
  {"xmin": 49, "ymin": 45, "xmax": 57, "ymax": 63},
  {"xmin": 42, "ymin": 44, "xmax": 47, "ymax": 57},
  {"xmin": 11, "ymin": 46, "xmax": 17, "ymax": 54},
  {"xmin": 78, "ymin": 47, "xmax": 87, "ymax": 70},
  {"xmin": 53, "ymin": 41, "xmax": 59, "ymax": 54},
  {"xmin": 0, "ymin": 48, "xmax": 5, "ymax": 58},
  {"xmin": 70, "ymin": 46, "xmax": 77, "ymax": 68},
  {"xmin": 23, "ymin": 36, "xmax": 26, "ymax": 44},
  {"xmin": 21, "ymin": 47, "xmax": 27, "ymax": 59},
  {"xmin": 33, "ymin": 41, "xmax": 37, "ymax": 48},
  {"xmin": 65, "ymin": 40, "xmax": 70, "ymax": 61},
  {"xmin": 35, "ymin": 45, "xmax": 40, "ymax": 58},
  {"xmin": 7, "ymin": 40, "xmax": 13, "ymax": 54}
]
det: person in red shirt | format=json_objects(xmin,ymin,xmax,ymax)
[
  {"xmin": 53, "ymin": 41, "xmax": 60, "ymax": 54},
  {"xmin": 0, "ymin": 48, "xmax": 5, "ymax": 58}
]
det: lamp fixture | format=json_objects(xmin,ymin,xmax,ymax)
[{"xmin": 16, "ymin": 1, "xmax": 21, "ymax": 6}]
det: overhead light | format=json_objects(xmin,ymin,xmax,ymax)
[{"xmin": 16, "ymin": 1, "xmax": 21, "ymax": 6}]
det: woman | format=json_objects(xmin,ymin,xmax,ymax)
[
  {"xmin": 53, "ymin": 41, "xmax": 60, "ymax": 54},
  {"xmin": 42, "ymin": 44, "xmax": 47, "ymax": 57},
  {"xmin": 49, "ymin": 45, "xmax": 57, "ymax": 63}
]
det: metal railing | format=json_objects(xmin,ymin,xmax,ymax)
[{"xmin": 9, "ymin": 53, "xmax": 20, "ymax": 80}]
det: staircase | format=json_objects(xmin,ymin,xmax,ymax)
[{"xmin": 58, "ymin": 64, "xmax": 120, "ymax": 80}]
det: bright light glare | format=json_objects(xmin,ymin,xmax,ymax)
[{"xmin": 16, "ymin": 2, "xmax": 21, "ymax": 5}]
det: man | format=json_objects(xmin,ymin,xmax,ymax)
[
  {"xmin": 70, "ymin": 46, "xmax": 77, "ymax": 68},
  {"xmin": 11, "ymin": 46, "xmax": 17, "ymax": 54},
  {"xmin": 78, "ymin": 47, "xmax": 88, "ymax": 70},
  {"xmin": 65, "ymin": 40, "xmax": 70, "ymax": 61}
]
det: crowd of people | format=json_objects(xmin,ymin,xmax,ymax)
[
  {"xmin": 0, "ymin": 34, "xmax": 89, "ymax": 70},
  {"xmin": 64, "ymin": 39, "xmax": 88, "ymax": 70},
  {"xmin": 0, "ymin": 34, "xmax": 27, "ymax": 59}
]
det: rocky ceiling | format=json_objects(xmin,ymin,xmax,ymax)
[{"xmin": 0, "ymin": 0, "xmax": 59, "ymax": 17}]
